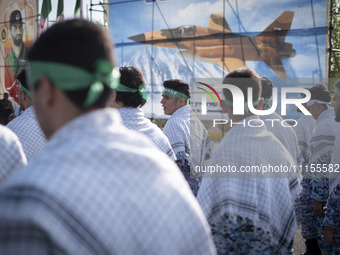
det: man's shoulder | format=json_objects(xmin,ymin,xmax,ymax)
[
  {"xmin": 314, "ymin": 113, "xmax": 339, "ymax": 136},
  {"xmin": 6, "ymin": 111, "xmax": 37, "ymax": 134},
  {"xmin": 166, "ymin": 110, "xmax": 189, "ymax": 127},
  {"xmin": 0, "ymin": 125, "xmax": 19, "ymax": 144}
]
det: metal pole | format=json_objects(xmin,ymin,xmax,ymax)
[
  {"xmin": 90, "ymin": 0, "xmax": 93, "ymax": 21},
  {"xmin": 151, "ymin": 2, "xmax": 155, "ymax": 119}
]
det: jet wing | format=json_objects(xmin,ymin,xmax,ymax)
[
  {"xmin": 208, "ymin": 14, "xmax": 232, "ymax": 33},
  {"xmin": 264, "ymin": 59, "xmax": 288, "ymax": 80},
  {"xmin": 179, "ymin": 50, "xmax": 246, "ymax": 72}
]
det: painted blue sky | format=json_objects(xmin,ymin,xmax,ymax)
[{"xmin": 109, "ymin": 0, "xmax": 327, "ymax": 81}]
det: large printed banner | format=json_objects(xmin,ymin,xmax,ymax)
[
  {"xmin": 0, "ymin": 0, "xmax": 38, "ymax": 102},
  {"xmin": 109, "ymin": 0, "xmax": 328, "ymax": 118}
]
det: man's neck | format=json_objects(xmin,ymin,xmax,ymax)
[{"xmin": 22, "ymin": 102, "xmax": 32, "ymax": 111}]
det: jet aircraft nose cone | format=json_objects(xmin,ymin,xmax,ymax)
[{"xmin": 128, "ymin": 33, "xmax": 146, "ymax": 42}]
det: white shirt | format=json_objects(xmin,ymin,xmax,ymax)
[
  {"xmin": 293, "ymin": 115, "xmax": 315, "ymax": 164},
  {"xmin": 261, "ymin": 112, "xmax": 302, "ymax": 166},
  {"xmin": 6, "ymin": 106, "xmax": 46, "ymax": 161},
  {"xmin": 0, "ymin": 109, "xmax": 216, "ymax": 255},
  {"xmin": 0, "ymin": 125, "xmax": 27, "ymax": 184},
  {"xmin": 307, "ymin": 109, "xmax": 340, "ymax": 175},
  {"xmin": 190, "ymin": 110, "xmax": 214, "ymax": 169},
  {"xmin": 118, "ymin": 107, "xmax": 176, "ymax": 160},
  {"xmin": 163, "ymin": 105, "xmax": 190, "ymax": 161},
  {"xmin": 163, "ymin": 105, "xmax": 213, "ymax": 165},
  {"xmin": 307, "ymin": 109, "xmax": 340, "ymax": 201},
  {"xmin": 197, "ymin": 115, "xmax": 300, "ymax": 254}
]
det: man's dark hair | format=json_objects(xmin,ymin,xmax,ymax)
[
  {"xmin": 116, "ymin": 66, "xmax": 146, "ymax": 108},
  {"xmin": 163, "ymin": 79, "xmax": 190, "ymax": 100},
  {"xmin": 16, "ymin": 69, "xmax": 28, "ymax": 90},
  {"xmin": 3, "ymin": 92, "xmax": 9, "ymax": 99},
  {"xmin": 27, "ymin": 19, "xmax": 115, "ymax": 109},
  {"xmin": 223, "ymin": 68, "xmax": 261, "ymax": 103},
  {"xmin": 308, "ymin": 84, "xmax": 331, "ymax": 102},
  {"xmin": 261, "ymin": 77, "xmax": 273, "ymax": 99}
]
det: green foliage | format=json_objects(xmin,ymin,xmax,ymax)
[{"xmin": 330, "ymin": 0, "xmax": 340, "ymax": 80}]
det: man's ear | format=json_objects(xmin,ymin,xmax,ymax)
[
  {"xmin": 38, "ymin": 76, "xmax": 56, "ymax": 108},
  {"xmin": 110, "ymin": 90, "xmax": 124, "ymax": 109},
  {"xmin": 22, "ymin": 91, "xmax": 31, "ymax": 103},
  {"xmin": 179, "ymin": 97, "xmax": 186, "ymax": 107}
]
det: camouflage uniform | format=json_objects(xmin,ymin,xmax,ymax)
[
  {"xmin": 295, "ymin": 178, "xmax": 318, "ymax": 239},
  {"xmin": 175, "ymin": 151, "xmax": 200, "ymax": 196},
  {"xmin": 305, "ymin": 109, "xmax": 339, "ymax": 254},
  {"xmin": 209, "ymin": 213, "xmax": 293, "ymax": 255},
  {"xmin": 324, "ymin": 184, "xmax": 340, "ymax": 254}
]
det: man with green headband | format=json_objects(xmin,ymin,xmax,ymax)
[
  {"xmin": 294, "ymin": 91, "xmax": 316, "ymax": 169},
  {"xmin": 6, "ymin": 69, "xmax": 46, "ymax": 161},
  {"xmin": 197, "ymin": 68, "xmax": 300, "ymax": 255},
  {"xmin": 294, "ymin": 91, "xmax": 319, "ymax": 255},
  {"xmin": 324, "ymin": 80, "xmax": 340, "ymax": 255},
  {"xmin": 0, "ymin": 20, "xmax": 216, "ymax": 255},
  {"xmin": 259, "ymin": 77, "xmax": 302, "ymax": 166},
  {"xmin": 299, "ymin": 84, "xmax": 340, "ymax": 255},
  {"xmin": 161, "ymin": 79, "xmax": 213, "ymax": 197},
  {"xmin": 112, "ymin": 66, "xmax": 176, "ymax": 160}
]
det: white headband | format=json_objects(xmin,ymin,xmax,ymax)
[{"xmin": 306, "ymin": 99, "xmax": 331, "ymax": 109}]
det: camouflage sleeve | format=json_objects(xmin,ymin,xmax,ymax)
[
  {"xmin": 324, "ymin": 184, "xmax": 340, "ymax": 229},
  {"xmin": 175, "ymin": 151, "xmax": 189, "ymax": 170},
  {"xmin": 175, "ymin": 152, "xmax": 200, "ymax": 197},
  {"xmin": 311, "ymin": 178, "xmax": 329, "ymax": 202}
]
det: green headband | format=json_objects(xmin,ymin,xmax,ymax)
[
  {"xmin": 224, "ymin": 98, "xmax": 260, "ymax": 114},
  {"xmin": 115, "ymin": 83, "xmax": 148, "ymax": 101},
  {"xmin": 28, "ymin": 60, "xmax": 120, "ymax": 108},
  {"xmin": 163, "ymin": 88, "xmax": 189, "ymax": 100},
  {"xmin": 19, "ymin": 83, "xmax": 31, "ymax": 98},
  {"xmin": 335, "ymin": 88, "xmax": 340, "ymax": 98}
]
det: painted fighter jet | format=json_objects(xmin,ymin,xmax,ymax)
[{"xmin": 128, "ymin": 11, "xmax": 296, "ymax": 80}]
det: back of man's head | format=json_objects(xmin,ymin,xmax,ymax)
[
  {"xmin": 308, "ymin": 84, "xmax": 331, "ymax": 102},
  {"xmin": 115, "ymin": 66, "xmax": 146, "ymax": 108},
  {"xmin": 3, "ymin": 93, "xmax": 9, "ymax": 100},
  {"xmin": 16, "ymin": 69, "xmax": 28, "ymax": 90},
  {"xmin": 222, "ymin": 68, "xmax": 261, "ymax": 103},
  {"xmin": 27, "ymin": 19, "xmax": 116, "ymax": 109},
  {"xmin": 261, "ymin": 77, "xmax": 273, "ymax": 99},
  {"xmin": 163, "ymin": 79, "xmax": 190, "ymax": 99}
]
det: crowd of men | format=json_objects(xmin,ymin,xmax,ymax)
[{"xmin": 0, "ymin": 18, "xmax": 339, "ymax": 255}]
